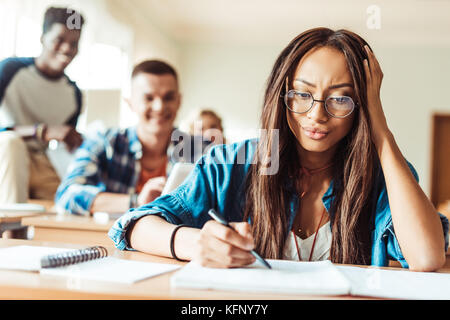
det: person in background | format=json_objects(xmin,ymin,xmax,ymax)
[
  {"xmin": 55, "ymin": 60, "xmax": 209, "ymax": 216},
  {"xmin": 187, "ymin": 109, "xmax": 226, "ymax": 145},
  {"xmin": 0, "ymin": 7, "xmax": 84, "ymax": 207}
]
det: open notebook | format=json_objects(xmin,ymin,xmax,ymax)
[
  {"xmin": 171, "ymin": 260, "xmax": 351, "ymax": 296},
  {"xmin": 0, "ymin": 246, "xmax": 180, "ymax": 284},
  {"xmin": 171, "ymin": 259, "xmax": 450, "ymax": 299}
]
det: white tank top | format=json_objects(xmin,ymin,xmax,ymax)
[{"xmin": 283, "ymin": 221, "xmax": 332, "ymax": 261}]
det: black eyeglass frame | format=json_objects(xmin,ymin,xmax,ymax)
[{"xmin": 282, "ymin": 89, "xmax": 358, "ymax": 119}]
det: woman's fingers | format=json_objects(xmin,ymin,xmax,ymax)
[
  {"xmin": 230, "ymin": 222, "xmax": 254, "ymax": 247},
  {"xmin": 201, "ymin": 234, "xmax": 256, "ymax": 268},
  {"xmin": 364, "ymin": 45, "xmax": 383, "ymax": 80},
  {"xmin": 364, "ymin": 58, "xmax": 371, "ymax": 82},
  {"xmin": 196, "ymin": 221, "xmax": 256, "ymax": 268},
  {"xmin": 207, "ymin": 221, "xmax": 254, "ymax": 251}
]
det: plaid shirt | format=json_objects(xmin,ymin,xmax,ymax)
[{"xmin": 55, "ymin": 127, "xmax": 209, "ymax": 215}]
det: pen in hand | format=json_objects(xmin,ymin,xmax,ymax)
[{"xmin": 207, "ymin": 209, "xmax": 272, "ymax": 269}]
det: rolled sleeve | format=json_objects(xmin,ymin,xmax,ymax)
[
  {"xmin": 384, "ymin": 212, "xmax": 449, "ymax": 268},
  {"xmin": 108, "ymin": 143, "xmax": 239, "ymax": 251},
  {"xmin": 439, "ymin": 212, "xmax": 449, "ymax": 252}
]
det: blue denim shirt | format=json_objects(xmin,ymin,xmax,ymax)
[{"xmin": 109, "ymin": 139, "xmax": 449, "ymax": 268}]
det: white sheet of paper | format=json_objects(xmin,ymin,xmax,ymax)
[
  {"xmin": 41, "ymin": 257, "xmax": 180, "ymax": 284},
  {"xmin": 0, "ymin": 203, "xmax": 45, "ymax": 213},
  {"xmin": 171, "ymin": 259, "xmax": 352, "ymax": 296},
  {"xmin": 336, "ymin": 265, "xmax": 450, "ymax": 300},
  {"xmin": 0, "ymin": 246, "xmax": 77, "ymax": 271}
]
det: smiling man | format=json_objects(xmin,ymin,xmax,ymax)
[
  {"xmin": 55, "ymin": 60, "xmax": 210, "ymax": 216},
  {"xmin": 0, "ymin": 7, "xmax": 84, "ymax": 205}
]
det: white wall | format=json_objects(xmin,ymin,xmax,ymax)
[
  {"xmin": 103, "ymin": 0, "xmax": 181, "ymax": 129},
  {"xmin": 376, "ymin": 45, "xmax": 450, "ymax": 195},
  {"xmin": 176, "ymin": 42, "xmax": 280, "ymax": 142}
]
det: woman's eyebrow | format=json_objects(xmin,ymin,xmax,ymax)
[{"xmin": 295, "ymin": 78, "xmax": 353, "ymax": 90}]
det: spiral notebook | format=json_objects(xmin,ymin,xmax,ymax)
[{"xmin": 0, "ymin": 245, "xmax": 180, "ymax": 284}]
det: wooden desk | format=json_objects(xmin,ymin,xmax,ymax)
[
  {"xmin": 1, "ymin": 239, "xmax": 450, "ymax": 300},
  {"xmin": 0, "ymin": 200, "xmax": 56, "ymax": 238},
  {"xmin": 22, "ymin": 215, "xmax": 115, "ymax": 247}
]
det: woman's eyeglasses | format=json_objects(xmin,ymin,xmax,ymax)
[{"xmin": 282, "ymin": 90, "xmax": 357, "ymax": 118}]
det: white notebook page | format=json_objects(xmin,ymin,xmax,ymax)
[
  {"xmin": 171, "ymin": 259, "xmax": 352, "ymax": 296},
  {"xmin": 0, "ymin": 246, "xmax": 180, "ymax": 284},
  {"xmin": 336, "ymin": 265, "xmax": 450, "ymax": 300},
  {"xmin": 0, "ymin": 246, "xmax": 76, "ymax": 271}
]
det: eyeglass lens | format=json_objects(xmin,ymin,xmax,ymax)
[{"xmin": 285, "ymin": 90, "xmax": 355, "ymax": 118}]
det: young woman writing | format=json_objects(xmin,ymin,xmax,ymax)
[{"xmin": 109, "ymin": 28, "xmax": 448, "ymax": 271}]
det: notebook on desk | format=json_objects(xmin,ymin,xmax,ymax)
[
  {"xmin": 171, "ymin": 259, "xmax": 450, "ymax": 299},
  {"xmin": 0, "ymin": 245, "xmax": 180, "ymax": 284}
]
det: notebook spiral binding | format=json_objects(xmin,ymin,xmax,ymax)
[{"xmin": 40, "ymin": 246, "xmax": 108, "ymax": 268}]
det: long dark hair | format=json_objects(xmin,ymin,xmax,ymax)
[{"xmin": 243, "ymin": 28, "xmax": 379, "ymax": 265}]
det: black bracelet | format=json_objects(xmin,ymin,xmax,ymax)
[{"xmin": 170, "ymin": 224, "xmax": 189, "ymax": 262}]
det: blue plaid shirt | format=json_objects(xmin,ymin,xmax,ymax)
[{"xmin": 55, "ymin": 127, "xmax": 209, "ymax": 215}]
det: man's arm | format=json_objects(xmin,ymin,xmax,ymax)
[
  {"xmin": 55, "ymin": 133, "xmax": 109, "ymax": 215},
  {"xmin": 90, "ymin": 193, "xmax": 131, "ymax": 215}
]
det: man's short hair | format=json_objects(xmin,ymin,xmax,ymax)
[
  {"xmin": 43, "ymin": 7, "xmax": 85, "ymax": 34},
  {"xmin": 132, "ymin": 60, "xmax": 178, "ymax": 82}
]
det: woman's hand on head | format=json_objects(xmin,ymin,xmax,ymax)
[
  {"xmin": 193, "ymin": 220, "xmax": 256, "ymax": 268},
  {"xmin": 363, "ymin": 45, "xmax": 391, "ymax": 146}
]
